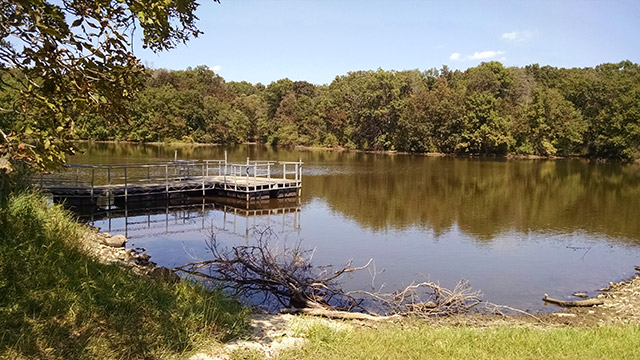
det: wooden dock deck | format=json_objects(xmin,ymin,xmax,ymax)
[{"xmin": 38, "ymin": 157, "xmax": 303, "ymax": 207}]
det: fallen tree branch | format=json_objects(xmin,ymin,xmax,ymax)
[
  {"xmin": 281, "ymin": 307, "xmax": 400, "ymax": 322},
  {"xmin": 543, "ymin": 294, "xmax": 604, "ymax": 307},
  {"xmin": 174, "ymin": 225, "xmax": 484, "ymax": 317}
]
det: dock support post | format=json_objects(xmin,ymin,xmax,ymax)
[
  {"xmin": 107, "ymin": 167, "xmax": 111, "ymax": 211},
  {"xmin": 245, "ymin": 212, "xmax": 249, "ymax": 243},
  {"xmin": 202, "ymin": 163, "xmax": 205, "ymax": 196},
  {"xmin": 90, "ymin": 167, "xmax": 95, "ymax": 200},
  {"xmin": 124, "ymin": 167, "xmax": 128, "ymax": 204},
  {"xmin": 165, "ymin": 165, "xmax": 169, "ymax": 200}
]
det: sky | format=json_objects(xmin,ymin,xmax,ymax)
[{"xmin": 134, "ymin": 0, "xmax": 640, "ymax": 85}]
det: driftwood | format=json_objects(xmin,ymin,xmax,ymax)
[
  {"xmin": 543, "ymin": 293, "xmax": 604, "ymax": 307},
  {"xmin": 174, "ymin": 226, "xmax": 484, "ymax": 318},
  {"xmin": 347, "ymin": 280, "xmax": 482, "ymax": 318},
  {"xmin": 281, "ymin": 307, "xmax": 400, "ymax": 321}
]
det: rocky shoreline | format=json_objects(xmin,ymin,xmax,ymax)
[{"xmin": 81, "ymin": 227, "xmax": 180, "ymax": 283}]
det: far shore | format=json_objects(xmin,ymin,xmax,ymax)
[{"xmin": 73, "ymin": 139, "xmax": 640, "ymax": 163}]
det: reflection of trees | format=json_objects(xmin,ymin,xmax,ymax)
[
  {"xmin": 305, "ymin": 157, "xmax": 640, "ymax": 242},
  {"xmin": 72, "ymin": 144, "xmax": 640, "ymax": 243}
]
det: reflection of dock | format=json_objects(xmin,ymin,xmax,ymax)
[
  {"xmin": 38, "ymin": 156, "xmax": 303, "ymax": 207},
  {"xmin": 80, "ymin": 198, "xmax": 301, "ymax": 241}
]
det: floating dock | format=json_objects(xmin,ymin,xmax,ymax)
[{"xmin": 37, "ymin": 157, "xmax": 303, "ymax": 208}]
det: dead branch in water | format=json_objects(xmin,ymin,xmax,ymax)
[
  {"xmin": 173, "ymin": 227, "xmax": 483, "ymax": 318},
  {"xmin": 173, "ymin": 227, "xmax": 367, "ymax": 309}
]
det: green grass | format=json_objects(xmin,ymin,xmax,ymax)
[
  {"xmin": 279, "ymin": 320, "xmax": 640, "ymax": 360},
  {"xmin": 0, "ymin": 192, "xmax": 248, "ymax": 359}
]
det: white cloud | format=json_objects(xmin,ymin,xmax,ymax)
[
  {"xmin": 502, "ymin": 32, "xmax": 518, "ymax": 40},
  {"xmin": 449, "ymin": 50, "xmax": 506, "ymax": 62},
  {"xmin": 467, "ymin": 50, "xmax": 505, "ymax": 60},
  {"xmin": 212, "ymin": 65, "xmax": 222, "ymax": 72},
  {"xmin": 502, "ymin": 30, "xmax": 534, "ymax": 41}
]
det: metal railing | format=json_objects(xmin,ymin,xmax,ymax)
[{"xmin": 37, "ymin": 156, "xmax": 303, "ymax": 201}]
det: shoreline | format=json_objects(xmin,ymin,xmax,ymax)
[
  {"xmin": 73, "ymin": 139, "xmax": 640, "ymax": 163},
  {"xmin": 79, "ymin": 223, "xmax": 640, "ymax": 359},
  {"xmin": 82, "ymin": 224, "xmax": 640, "ymax": 325},
  {"xmin": 81, "ymin": 225, "xmax": 180, "ymax": 283}
]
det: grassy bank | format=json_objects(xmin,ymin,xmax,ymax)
[
  {"xmin": 279, "ymin": 319, "xmax": 640, "ymax": 360},
  {"xmin": 0, "ymin": 192, "xmax": 248, "ymax": 359}
]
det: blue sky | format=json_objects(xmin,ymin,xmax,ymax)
[{"xmin": 135, "ymin": 0, "xmax": 640, "ymax": 85}]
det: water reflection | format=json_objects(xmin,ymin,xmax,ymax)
[
  {"xmin": 305, "ymin": 158, "xmax": 640, "ymax": 243},
  {"xmin": 68, "ymin": 143, "xmax": 640, "ymax": 311},
  {"xmin": 73, "ymin": 142, "xmax": 640, "ymax": 244},
  {"xmin": 78, "ymin": 197, "xmax": 301, "ymax": 243}
]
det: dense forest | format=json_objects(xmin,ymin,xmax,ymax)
[{"xmin": 71, "ymin": 61, "xmax": 640, "ymax": 159}]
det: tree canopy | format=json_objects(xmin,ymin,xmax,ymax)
[
  {"xmin": 0, "ymin": 0, "xmax": 215, "ymax": 181},
  {"xmin": 72, "ymin": 61, "xmax": 640, "ymax": 160}
]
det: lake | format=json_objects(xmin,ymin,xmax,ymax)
[{"xmin": 70, "ymin": 142, "xmax": 640, "ymax": 312}]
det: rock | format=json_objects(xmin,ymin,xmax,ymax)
[
  {"xmin": 135, "ymin": 253, "xmax": 154, "ymax": 266},
  {"xmin": 123, "ymin": 251, "xmax": 134, "ymax": 262},
  {"xmin": 99, "ymin": 234, "xmax": 127, "ymax": 247},
  {"xmin": 148, "ymin": 267, "xmax": 180, "ymax": 283},
  {"xmin": 552, "ymin": 313, "xmax": 577, "ymax": 318}
]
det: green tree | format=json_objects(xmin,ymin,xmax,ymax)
[
  {"xmin": 515, "ymin": 87, "xmax": 585, "ymax": 155},
  {"xmin": 0, "ymin": 0, "xmax": 214, "ymax": 189},
  {"xmin": 459, "ymin": 92, "xmax": 512, "ymax": 154}
]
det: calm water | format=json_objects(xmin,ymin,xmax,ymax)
[{"xmin": 70, "ymin": 143, "xmax": 640, "ymax": 312}]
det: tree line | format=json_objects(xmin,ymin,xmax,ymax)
[{"xmin": 45, "ymin": 61, "xmax": 640, "ymax": 160}]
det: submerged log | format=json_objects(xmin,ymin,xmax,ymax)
[{"xmin": 543, "ymin": 294, "xmax": 604, "ymax": 307}]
